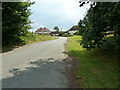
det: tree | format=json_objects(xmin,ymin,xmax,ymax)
[
  {"xmin": 54, "ymin": 26, "xmax": 59, "ymax": 32},
  {"xmin": 2, "ymin": 1, "xmax": 34, "ymax": 46},
  {"xmin": 78, "ymin": 2, "xmax": 120, "ymax": 51}
]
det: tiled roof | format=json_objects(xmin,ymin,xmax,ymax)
[
  {"xmin": 35, "ymin": 27, "xmax": 51, "ymax": 32},
  {"xmin": 69, "ymin": 25, "xmax": 78, "ymax": 31}
]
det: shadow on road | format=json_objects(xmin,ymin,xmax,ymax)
[{"xmin": 2, "ymin": 58, "xmax": 70, "ymax": 88}]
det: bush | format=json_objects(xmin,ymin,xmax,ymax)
[
  {"xmin": 61, "ymin": 33, "xmax": 71, "ymax": 37},
  {"xmin": 74, "ymin": 31, "xmax": 80, "ymax": 35}
]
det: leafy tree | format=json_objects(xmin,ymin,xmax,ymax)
[
  {"xmin": 78, "ymin": 2, "xmax": 120, "ymax": 51},
  {"xmin": 54, "ymin": 26, "xmax": 59, "ymax": 32},
  {"xmin": 2, "ymin": 1, "xmax": 34, "ymax": 46}
]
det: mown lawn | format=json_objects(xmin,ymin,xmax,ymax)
[
  {"xmin": 2, "ymin": 35, "xmax": 58, "ymax": 53},
  {"xmin": 66, "ymin": 35, "xmax": 119, "ymax": 88}
]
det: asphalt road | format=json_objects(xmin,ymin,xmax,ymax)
[{"xmin": 2, "ymin": 37, "xmax": 70, "ymax": 88}]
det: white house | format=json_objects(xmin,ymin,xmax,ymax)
[
  {"xmin": 68, "ymin": 25, "xmax": 78, "ymax": 35},
  {"xmin": 34, "ymin": 27, "xmax": 51, "ymax": 35}
]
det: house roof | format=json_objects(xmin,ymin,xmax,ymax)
[
  {"xmin": 35, "ymin": 27, "xmax": 51, "ymax": 32},
  {"xmin": 69, "ymin": 25, "xmax": 78, "ymax": 31}
]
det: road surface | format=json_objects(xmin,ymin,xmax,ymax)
[{"xmin": 2, "ymin": 37, "xmax": 70, "ymax": 88}]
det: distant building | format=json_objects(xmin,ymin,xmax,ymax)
[
  {"xmin": 34, "ymin": 27, "xmax": 51, "ymax": 35},
  {"xmin": 68, "ymin": 25, "xmax": 78, "ymax": 35}
]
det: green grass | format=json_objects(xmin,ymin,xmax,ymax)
[
  {"xmin": 27, "ymin": 35, "xmax": 58, "ymax": 44},
  {"xmin": 66, "ymin": 35, "xmax": 119, "ymax": 88},
  {"xmin": 2, "ymin": 35, "xmax": 58, "ymax": 53}
]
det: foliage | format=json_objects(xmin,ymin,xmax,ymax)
[
  {"xmin": 58, "ymin": 31, "xmax": 72, "ymax": 37},
  {"xmin": 78, "ymin": 2, "xmax": 120, "ymax": 51},
  {"xmin": 54, "ymin": 26, "xmax": 59, "ymax": 32},
  {"xmin": 2, "ymin": 1, "xmax": 34, "ymax": 46},
  {"xmin": 61, "ymin": 33, "xmax": 70, "ymax": 37},
  {"xmin": 74, "ymin": 31, "xmax": 80, "ymax": 35}
]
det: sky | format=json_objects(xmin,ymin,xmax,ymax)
[{"xmin": 29, "ymin": 0, "xmax": 90, "ymax": 32}]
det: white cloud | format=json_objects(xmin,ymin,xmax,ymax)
[
  {"xmin": 29, "ymin": 0, "xmax": 90, "ymax": 31},
  {"xmin": 31, "ymin": 0, "xmax": 89, "ymax": 19}
]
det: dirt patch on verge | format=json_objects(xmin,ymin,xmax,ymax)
[{"xmin": 65, "ymin": 55, "xmax": 80, "ymax": 88}]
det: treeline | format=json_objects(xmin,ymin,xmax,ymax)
[
  {"xmin": 2, "ymin": 1, "xmax": 34, "ymax": 47},
  {"xmin": 78, "ymin": 2, "xmax": 120, "ymax": 52}
]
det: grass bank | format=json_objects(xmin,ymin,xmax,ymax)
[
  {"xmin": 66, "ymin": 35, "xmax": 119, "ymax": 88},
  {"xmin": 27, "ymin": 35, "xmax": 58, "ymax": 44},
  {"xmin": 2, "ymin": 35, "xmax": 58, "ymax": 53}
]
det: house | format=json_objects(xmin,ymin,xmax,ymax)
[
  {"xmin": 68, "ymin": 25, "xmax": 78, "ymax": 35},
  {"xmin": 34, "ymin": 27, "xmax": 51, "ymax": 35},
  {"xmin": 104, "ymin": 31, "xmax": 114, "ymax": 37}
]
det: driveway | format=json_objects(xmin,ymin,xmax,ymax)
[{"xmin": 2, "ymin": 37, "xmax": 70, "ymax": 88}]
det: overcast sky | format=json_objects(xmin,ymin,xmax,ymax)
[{"xmin": 29, "ymin": 0, "xmax": 90, "ymax": 32}]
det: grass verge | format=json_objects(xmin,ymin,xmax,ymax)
[
  {"xmin": 27, "ymin": 35, "xmax": 58, "ymax": 44},
  {"xmin": 66, "ymin": 35, "xmax": 119, "ymax": 88},
  {"xmin": 2, "ymin": 35, "xmax": 58, "ymax": 53}
]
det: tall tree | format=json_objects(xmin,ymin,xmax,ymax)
[
  {"xmin": 78, "ymin": 2, "xmax": 120, "ymax": 51},
  {"xmin": 2, "ymin": 1, "xmax": 34, "ymax": 46},
  {"xmin": 54, "ymin": 26, "xmax": 59, "ymax": 32}
]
